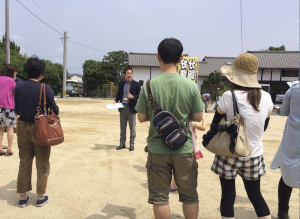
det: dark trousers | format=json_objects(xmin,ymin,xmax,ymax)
[
  {"xmin": 16, "ymin": 120, "xmax": 51, "ymax": 194},
  {"xmin": 278, "ymin": 177, "xmax": 293, "ymax": 213},
  {"xmin": 120, "ymin": 104, "xmax": 136, "ymax": 146}
]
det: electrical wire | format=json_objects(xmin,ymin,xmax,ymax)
[
  {"xmin": 16, "ymin": 0, "xmax": 63, "ymax": 36},
  {"xmin": 31, "ymin": 0, "xmax": 64, "ymax": 32},
  {"xmin": 68, "ymin": 40, "xmax": 108, "ymax": 53},
  {"xmin": 240, "ymin": 0, "xmax": 243, "ymax": 53}
]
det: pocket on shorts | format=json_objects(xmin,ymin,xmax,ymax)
[{"xmin": 145, "ymin": 160, "xmax": 154, "ymax": 186}]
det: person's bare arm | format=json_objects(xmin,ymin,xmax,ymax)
[
  {"xmin": 189, "ymin": 112, "xmax": 203, "ymax": 122},
  {"xmin": 194, "ymin": 114, "xmax": 207, "ymax": 131},
  {"xmin": 137, "ymin": 112, "xmax": 149, "ymax": 123}
]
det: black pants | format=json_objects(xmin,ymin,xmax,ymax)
[
  {"xmin": 278, "ymin": 177, "xmax": 293, "ymax": 213},
  {"xmin": 219, "ymin": 176, "xmax": 270, "ymax": 217}
]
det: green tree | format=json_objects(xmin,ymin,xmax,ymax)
[
  {"xmin": 204, "ymin": 70, "xmax": 222, "ymax": 84},
  {"xmin": 0, "ymin": 35, "xmax": 66, "ymax": 94},
  {"xmin": 268, "ymin": 45, "xmax": 286, "ymax": 51}
]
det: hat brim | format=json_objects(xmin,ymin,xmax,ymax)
[{"xmin": 221, "ymin": 66, "xmax": 261, "ymax": 88}]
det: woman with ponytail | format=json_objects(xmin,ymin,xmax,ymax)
[{"xmin": 210, "ymin": 53, "xmax": 273, "ymax": 219}]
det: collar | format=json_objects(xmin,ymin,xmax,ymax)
[{"xmin": 125, "ymin": 79, "xmax": 132, "ymax": 84}]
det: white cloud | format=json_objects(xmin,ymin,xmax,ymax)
[
  {"xmin": 47, "ymin": 47, "xmax": 63, "ymax": 55},
  {"xmin": 19, "ymin": 45, "xmax": 26, "ymax": 54},
  {"xmin": 53, "ymin": 58, "xmax": 63, "ymax": 64},
  {"xmin": 11, "ymin": 35, "xmax": 26, "ymax": 43}
]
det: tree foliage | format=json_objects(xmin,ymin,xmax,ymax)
[
  {"xmin": 265, "ymin": 45, "xmax": 286, "ymax": 51},
  {"xmin": 0, "ymin": 35, "xmax": 67, "ymax": 94},
  {"xmin": 83, "ymin": 51, "xmax": 128, "ymax": 89},
  {"xmin": 203, "ymin": 70, "xmax": 222, "ymax": 85}
]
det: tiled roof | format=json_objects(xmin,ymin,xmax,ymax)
[
  {"xmin": 128, "ymin": 52, "xmax": 188, "ymax": 67},
  {"xmin": 197, "ymin": 56, "xmax": 236, "ymax": 76},
  {"xmin": 247, "ymin": 51, "xmax": 299, "ymax": 69}
]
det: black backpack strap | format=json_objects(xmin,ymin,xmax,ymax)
[
  {"xmin": 146, "ymin": 79, "xmax": 162, "ymax": 115},
  {"xmin": 231, "ymin": 90, "xmax": 239, "ymax": 116}
]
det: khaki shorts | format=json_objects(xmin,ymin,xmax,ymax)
[{"xmin": 146, "ymin": 152, "xmax": 198, "ymax": 205}]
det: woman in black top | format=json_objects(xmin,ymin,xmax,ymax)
[{"xmin": 14, "ymin": 55, "xmax": 59, "ymax": 208}]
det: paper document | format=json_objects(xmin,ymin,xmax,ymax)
[{"xmin": 106, "ymin": 103, "xmax": 124, "ymax": 110}]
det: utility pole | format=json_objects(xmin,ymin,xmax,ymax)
[
  {"xmin": 62, "ymin": 31, "xmax": 67, "ymax": 98},
  {"xmin": 5, "ymin": 0, "xmax": 10, "ymax": 64}
]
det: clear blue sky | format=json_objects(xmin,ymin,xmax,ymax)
[{"xmin": 0, "ymin": 0, "xmax": 298, "ymax": 75}]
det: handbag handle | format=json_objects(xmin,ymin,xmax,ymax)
[
  {"xmin": 37, "ymin": 83, "xmax": 47, "ymax": 114},
  {"xmin": 231, "ymin": 90, "xmax": 239, "ymax": 116},
  {"xmin": 146, "ymin": 79, "xmax": 162, "ymax": 115}
]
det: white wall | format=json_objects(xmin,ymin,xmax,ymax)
[
  {"xmin": 132, "ymin": 67, "xmax": 150, "ymax": 85},
  {"xmin": 151, "ymin": 67, "xmax": 161, "ymax": 78},
  {"xmin": 262, "ymin": 69, "xmax": 271, "ymax": 81},
  {"xmin": 272, "ymin": 69, "xmax": 281, "ymax": 81},
  {"xmin": 197, "ymin": 76, "xmax": 206, "ymax": 91},
  {"xmin": 257, "ymin": 69, "xmax": 262, "ymax": 81},
  {"xmin": 70, "ymin": 75, "xmax": 83, "ymax": 82}
]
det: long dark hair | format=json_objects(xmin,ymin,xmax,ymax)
[{"xmin": 232, "ymin": 83, "xmax": 262, "ymax": 111}]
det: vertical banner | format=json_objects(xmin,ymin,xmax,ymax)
[{"xmin": 178, "ymin": 57, "xmax": 197, "ymax": 82}]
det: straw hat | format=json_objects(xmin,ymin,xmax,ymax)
[{"xmin": 221, "ymin": 53, "xmax": 261, "ymax": 88}]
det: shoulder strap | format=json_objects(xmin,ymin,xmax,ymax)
[
  {"xmin": 231, "ymin": 90, "xmax": 239, "ymax": 116},
  {"xmin": 38, "ymin": 83, "xmax": 43, "ymax": 110},
  {"xmin": 43, "ymin": 83, "xmax": 47, "ymax": 113},
  {"xmin": 146, "ymin": 79, "xmax": 162, "ymax": 115}
]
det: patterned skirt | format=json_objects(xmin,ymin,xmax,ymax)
[
  {"xmin": 211, "ymin": 155, "xmax": 266, "ymax": 181},
  {"xmin": 0, "ymin": 107, "xmax": 16, "ymax": 128}
]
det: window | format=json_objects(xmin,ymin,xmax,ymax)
[
  {"xmin": 282, "ymin": 70, "xmax": 299, "ymax": 77},
  {"xmin": 139, "ymin": 80, "xmax": 144, "ymax": 86}
]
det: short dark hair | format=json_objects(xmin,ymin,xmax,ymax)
[
  {"xmin": 157, "ymin": 38, "xmax": 183, "ymax": 64},
  {"xmin": 24, "ymin": 55, "xmax": 46, "ymax": 79},
  {"xmin": 0, "ymin": 64, "xmax": 17, "ymax": 78},
  {"xmin": 123, "ymin": 66, "xmax": 133, "ymax": 75}
]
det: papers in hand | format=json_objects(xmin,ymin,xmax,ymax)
[{"xmin": 106, "ymin": 103, "xmax": 124, "ymax": 110}]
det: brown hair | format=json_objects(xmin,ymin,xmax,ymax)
[
  {"xmin": 0, "ymin": 64, "xmax": 17, "ymax": 78},
  {"xmin": 232, "ymin": 83, "xmax": 262, "ymax": 111}
]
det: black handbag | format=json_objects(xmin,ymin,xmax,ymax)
[{"xmin": 146, "ymin": 79, "xmax": 188, "ymax": 151}]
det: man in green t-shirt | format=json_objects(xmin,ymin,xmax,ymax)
[{"xmin": 135, "ymin": 38, "xmax": 204, "ymax": 219}]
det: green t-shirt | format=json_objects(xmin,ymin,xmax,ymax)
[{"xmin": 135, "ymin": 73, "xmax": 204, "ymax": 154}]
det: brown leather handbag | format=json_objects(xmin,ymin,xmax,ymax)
[{"xmin": 35, "ymin": 83, "xmax": 64, "ymax": 146}]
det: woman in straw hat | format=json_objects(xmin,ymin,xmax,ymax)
[{"xmin": 210, "ymin": 53, "xmax": 273, "ymax": 219}]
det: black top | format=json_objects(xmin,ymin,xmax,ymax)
[
  {"xmin": 115, "ymin": 80, "xmax": 141, "ymax": 114},
  {"xmin": 14, "ymin": 80, "xmax": 59, "ymax": 123}
]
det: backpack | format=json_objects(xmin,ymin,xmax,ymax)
[{"xmin": 146, "ymin": 79, "xmax": 188, "ymax": 151}]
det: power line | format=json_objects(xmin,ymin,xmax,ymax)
[
  {"xmin": 240, "ymin": 0, "xmax": 243, "ymax": 53},
  {"xmin": 16, "ymin": 0, "xmax": 63, "ymax": 36},
  {"xmin": 68, "ymin": 40, "xmax": 108, "ymax": 53},
  {"xmin": 31, "ymin": 0, "xmax": 64, "ymax": 32}
]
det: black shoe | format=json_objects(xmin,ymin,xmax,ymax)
[
  {"xmin": 129, "ymin": 146, "xmax": 134, "ymax": 151},
  {"xmin": 116, "ymin": 145, "xmax": 126, "ymax": 150},
  {"xmin": 278, "ymin": 211, "xmax": 289, "ymax": 219}
]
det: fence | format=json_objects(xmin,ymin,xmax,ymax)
[{"xmin": 84, "ymin": 85, "xmax": 119, "ymax": 98}]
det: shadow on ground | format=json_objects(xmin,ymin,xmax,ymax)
[
  {"xmin": 132, "ymin": 165, "xmax": 146, "ymax": 172},
  {"xmin": 216, "ymin": 195, "xmax": 277, "ymax": 218},
  {"xmin": 92, "ymin": 144, "xmax": 116, "ymax": 150},
  {"xmin": 0, "ymin": 180, "xmax": 34, "ymax": 207},
  {"xmin": 86, "ymin": 204, "xmax": 136, "ymax": 218}
]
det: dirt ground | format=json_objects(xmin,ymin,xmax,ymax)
[{"xmin": 0, "ymin": 99, "xmax": 298, "ymax": 219}]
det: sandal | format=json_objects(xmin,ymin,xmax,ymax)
[
  {"xmin": 0, "ymin": 150, "xmax": 6, "ymax": 156},
  {"xmin": 170, "ymin": 185, "xmax": 178, "ymax": 192},
  {"xmin": 2, "ymin": 145, "xmax": 8, "ymax": 149},
  {"xmin": 6, "ymin": 149, "xmax": 13, "ymax": 156}
]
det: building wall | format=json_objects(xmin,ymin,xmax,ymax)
[
  {"xmin": 196, "ymin": 76, "xmax": 206, "ymax": 91},
  {"xmin": 132, "ymin": 66, "xmax": 162, "ymax": 86},
  {"xmin": 70, "ymin": 75, "xmax": 83, "ymax": 82}
]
